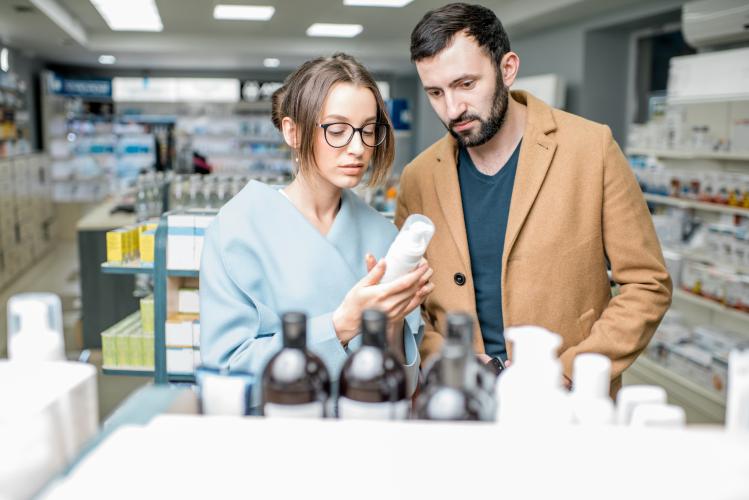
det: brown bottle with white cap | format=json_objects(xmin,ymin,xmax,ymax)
[{"xmin": 262, "ymin": 312, "xmax": 331, "ymax": 418}]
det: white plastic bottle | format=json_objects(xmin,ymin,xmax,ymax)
[
  {"xmin": 7, "ymin": 293, "xmax": 65, "ymax": 361},
  {"xmin": 381, "ymin": 214, "xmax": 435, "ymax": 283},
  {"xmin": 495, "ymin": 326, "xmax": 572, "ymax": 425},
  {"xmin": 570, "ymin": 353, "xmax": 615, "ymax": 425},
  {"xmin": 726, "ymin": 348, "xmax": 749, "ymax": 432},
  {"xmin": 629, "ymin": 403, "xmax": 685, "ymax": 427},
  {"xmin": 615, "ymin": 385, "xmax": 667, "ymax": 425}
]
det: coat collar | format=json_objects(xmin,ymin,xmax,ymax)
[{"xmin": 431, "ymin": 90, "xmax": 558, "ymax": 267}]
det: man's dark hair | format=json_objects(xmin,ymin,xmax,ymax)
[{"xmin": 410, "ymin": 3, "xmax": 511, "ymax": 66}]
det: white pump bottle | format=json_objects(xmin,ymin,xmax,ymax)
[
  {"xmin": 7, "ymin": 293, "xmax": 65, "ymax": 362},
  {"xmin": 381, "ymin": 214, "xmax": 435, "ymax": 283},
  {"xmin": 495, "ymin": 326, "xmax": 572, "ymax": 425}
]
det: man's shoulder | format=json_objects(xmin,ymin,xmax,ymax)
[
  {"xmin": 404, "ymin": 133, "xmax": 456, "ymax": 178},
  {"xmin": 549, "ymin": 107, "xmax": 609, "ymax": 142}
]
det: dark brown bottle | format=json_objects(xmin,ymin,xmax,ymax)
[
  {"xmin": 338, "ymin": 309, "xmax": 409, "ymax": 419},
  {"xmin": 421, "ymin": 313, "xmax": 497, "ymax": 420},
  {"xmin": 262, "ymin": 312, "xmax": 331, "ymax": 417},
  {"xmin": 416, "ymin": 343, "xmax": 482, "ymax": 421}
]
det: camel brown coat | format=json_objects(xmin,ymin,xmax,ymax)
[{"xmin": 395, "ymin": 91, "xmax": 672, "ymax": 394}]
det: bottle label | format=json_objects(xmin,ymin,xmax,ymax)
[
  {"xmin": 263, "ymin": 401, "xmax": 325, "ymax": 418},
  {"xmin": 337, "ymin": 397, "xmax": 410, "ymax": 420}
]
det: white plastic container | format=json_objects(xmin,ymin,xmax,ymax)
[
  {"xmin": 381, "ymin": 214, "xmax": 435, "ymax": 283},
  {"xmin": 726, "ymin": 348, "xmax": 749, "ymax": 432},
  {"xmin": 495, "ymin": 326, "xmax": 572, "ymax": 425},
  {"xmin": 7, "ymin": 293, "xmax": 65, "ymax": 362},
  {"xmin": 571, "ymin": 353, "xmax": 615, "ymax": 425},
  {"xmin": 629, "ymin": 403, "xmax": 686, "ymax": 428},
  {"xmin": 616, "ymin": 385, "xmax": 667, "ymax": 425}
]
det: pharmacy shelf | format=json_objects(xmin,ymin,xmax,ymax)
[
  {"xmin": 627, "ymin": 356, "xmax": 725, "ymax": 423},
  {"xmin": 166, "ymin": 269, "xmax": 200, "ymax": 278},
  {"xmin": 628, "ymin": 148, "xmax": 749, "ymax": 162},
  {"xmin": 102, "ymin": 368, "xmax": 154, "ymax": 377},
  {"xmin": 642, "ymin": 193, "xmax": 749, "ymax": 217},
  {"xmin": 102, "ymin": 367, "xmax": 195, "ymax": 383},
  {"xmin": 100, "ymin": 262, "xmax": 154, "ymax": 275},
  {"xmin": 672, "ymin": 288, "xmax": 749, "ymax": 324},
  {"xmin": 666, "ymin": 247, "xmax": 749, "ymax": 276}
]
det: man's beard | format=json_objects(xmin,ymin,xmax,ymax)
[{"xmin": 447, "ymin": 78, "xmax": 509, "ymax": 148}]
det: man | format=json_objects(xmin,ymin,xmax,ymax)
[{"xmin": 396, "ymin": 3, "xmax": 672, "ymax": 393}]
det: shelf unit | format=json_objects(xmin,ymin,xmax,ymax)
[
  {"xmin": 99, "ymin": 210, "xmax": 213, "ymax": 384},
  {"xmin": 627, "ymin": 148, "xmax": 749, "ymax": 162},
  {"xmin": 642, "ymin": 193, "xmax": 749, "ymax": 217},
  {"xmin": 625, "ymin": 356, "xmax": 725, "ymax": 424},
  {"xmin": 672, "ymin": 289, "xmax": 749, "ymax": 325}
]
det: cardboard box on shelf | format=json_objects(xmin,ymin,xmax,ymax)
[
  {"xmin": 167, "ymin": 347, "xmax": 195, "ymax": 374},
  {"xmin": 167, "ymin": 214, "xmax": 195, "ymax": 270},
  {"xmin": 166, "ymin": 313, "xmax": 199, "ymax": 347}
]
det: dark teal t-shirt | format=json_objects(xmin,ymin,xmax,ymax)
[{"xmin": 457, "ymin": 142, "xmax": 520, "ymax": 360}]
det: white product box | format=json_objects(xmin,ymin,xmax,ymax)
[
  {"xmin": 193, "ymin": 215, "xmax": 214, "ymax": 269},
  {"xmin": 166, "ymin": 347, "xmax": 195, "ymax": 374},
  {"xmin": 192, "ymin": 320, "xmax": 201, "ymax": 347},
  {"xmin": 178, "ymin": 288, "xmax": 200, "ymax": 314},
  {"xmin": 167, "ymin": 215, "xmax": 195, "ymax": 270},
  {"xmin": 165, "ymin": 315, "xmax": 195, "ymax": 347}
]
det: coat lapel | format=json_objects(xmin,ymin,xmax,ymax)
[
  {"xmin": 432, "ymin": 136, "xmax": 472, "ymax": 272},
  {"xmin": 503, "ymin": 92, "xmax": 558, "ymax": 261}
]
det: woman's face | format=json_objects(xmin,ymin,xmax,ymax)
[{"xmin": 312, "ymin": 82, "xmax": 378, "ymax": 190}]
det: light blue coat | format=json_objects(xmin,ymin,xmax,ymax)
[{"xmin": 199, "ymin": 180, "xmax": 422, "ymax": 402}]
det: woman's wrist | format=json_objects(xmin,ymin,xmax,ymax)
[{"xmin": 332, "ymin": 306, "xmax": 357, "ymax": 345}]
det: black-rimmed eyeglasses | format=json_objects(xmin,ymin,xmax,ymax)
[{"xmin": 318, "ymin": 122, "xmax": 389, "ymax": 148}]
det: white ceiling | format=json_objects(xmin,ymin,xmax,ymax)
[{"xmin": 0, "ymin": 0, "xmax": 671, "ymax": 73}]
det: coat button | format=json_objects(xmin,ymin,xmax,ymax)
[{"xmin": 454, "ymin": 272, "xmax": 466, "ymax": 286}]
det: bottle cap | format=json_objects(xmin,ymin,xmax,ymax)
[
  {"xmin": 446, "ymin": 312, "xmax": 473, "ymax": 348},
  {"xmin": 281, "ymin": 311, "xmax": 307, "ymax": 349},
  {"xmin": 361, "ymin": 309, "xmax": 387, "ymax": 347}
]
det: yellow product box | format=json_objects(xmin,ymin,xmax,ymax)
[
  {"xmin": 101, "ymin": 329, "xmax": 118, "ymax": 367},
  {"xmin": 122, "ymin": 226, "xmax": 139, "ymax": 261},
  {"xmin": 106, "ymin": 228, "xmax": 128, "ymax": 263},
  {"xmin": 140, "ymin": 295, "xmax": 155, "ymax": 335},
  {"xmin": 143, "ymin": 331, "xmax": 155, "ymax": 369},
  {"xmin": 128, "ymin": 332, "xmax": 146, "ymax": 367},
  {"xmin": 139, "ymin": 229, "xmax": 156, "ymax": 263},
  {"xmin": 115, "ymin": 330, "xmax": 130, "ymax": 367}
]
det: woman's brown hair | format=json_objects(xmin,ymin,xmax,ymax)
[{"xmin": 271, "ymin": 53, "xmax": 394, "ymax": 187}]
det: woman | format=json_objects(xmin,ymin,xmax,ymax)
[{"xmin": 199, "ymin": 53, "xmax": 433, "ymax": 402}]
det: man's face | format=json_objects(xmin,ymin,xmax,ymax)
[{"xmin": 415, "ymin": 31, "xmax": 509, "ymax": 148}]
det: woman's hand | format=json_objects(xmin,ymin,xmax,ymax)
[{"xmin": 332, "ymin": 254, "xmax": 434, "ymax": 346}]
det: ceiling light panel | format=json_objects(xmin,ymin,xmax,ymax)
[
  {"xmin": 306, "ymin": 23, "xmax": 363, "ymax": 38},
  {"xmin": 98, "ymin": 54, "xmax": 116, "ymax": 64},
  {"xmin": 263, "ymin": 58, "xmax": 280, "ymax": 68},
  {"xmin": 90, "ymin": 0, "xmax": 163, "ymax": 31},
  {"xmin": 213, "ymin": 5, "xmax": 275, "ymax": 21},
  {"xmin": 343, "ymin": 0, "xmax": 413, "ymax": 7}
]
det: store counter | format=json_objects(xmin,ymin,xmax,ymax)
[
  {"xmin": 38, "ymin": 385, "xmax": 749, "ymax": 500},
  {"xmin": 76, "ymin": 198, "xmax": 140, "ymax": 349}
]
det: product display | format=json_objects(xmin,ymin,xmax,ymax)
[
  {"xmin": 0, "ymin": 154, "xmax": 56, "ymax": 289},
  {"xmin": 421, "ymin": 312, "xmax": 497, "ymax": 420},
  {"xmin": 6, "ymin": 293, "xmax": 65, "ymax": 362},
  {"xmin": 338, "ymin": 309, "xmax": 409, "ymax": 420},
  {"xmin": 196, "ymin": 367, "xmax": 254, "ymax": 416},
  {"xmin": 416, "ymin": 341, "xmax": 482, "ymax": 421},
  {"xmin": 262, "ymin": 312, "xmax": 331, "ymax": 418},
  {"xmin": 646, "ymin": 311, "xmax": 749, "ymax": 396}
]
